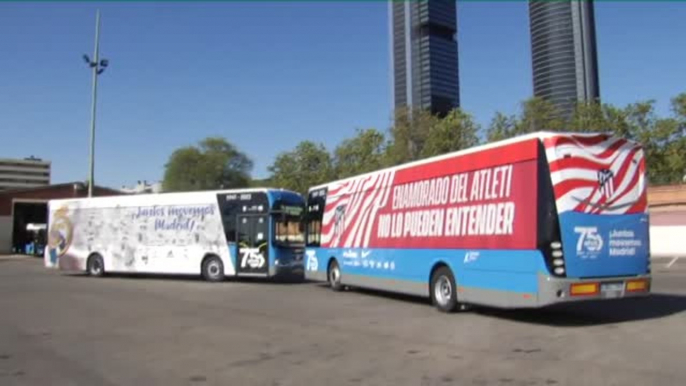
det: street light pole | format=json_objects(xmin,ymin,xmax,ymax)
[
  {"xmin": 84, "ymin": 10, "xmax": 109, "ymax": 197},
  {"xmin": 87, "ymin": 10, "xmax": 101, "ymax": 197}
]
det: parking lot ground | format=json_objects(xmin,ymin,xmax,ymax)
[{"xmin": 1, "ymin": 256, "xmax": 685, "ymax": 386}]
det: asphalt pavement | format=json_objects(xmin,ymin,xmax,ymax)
[{"xmin": 1, "ymin": 256, "xmax": 685, "ymax": 386}]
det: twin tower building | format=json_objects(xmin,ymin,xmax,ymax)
[{"xmin": 391, "ymin": 0, "xmax": 600, "ymax": 118}]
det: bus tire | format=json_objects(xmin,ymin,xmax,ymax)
[
  {"xmin": 328, "ymin": 259, "xmax": 343, "ymax": 291},
  {"xmin": 86, "ymin": 253, "xmax": 105, "ymax": 277},
  {"xmin": 201, "ymin": 255, "xmax": 225, "ymax": 282},
  {"xmin": 431, "ymin": 266, "xmax": 459, "ymax": 313}
]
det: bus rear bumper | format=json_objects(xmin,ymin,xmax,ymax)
[
  {"xmin": 537, "ymin": 274, "xmax": 651, "ymax": 307},
  {"xmin": 269, "ymin": 259, "xmax": 304, "ymax": 280}
]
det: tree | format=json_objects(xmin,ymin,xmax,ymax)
[
  {"xmin": 268, "ymin": 141, "xmax": 333, "ymax": 195},
  {"xmin": 569, "ymin": 101, "xmax": 607, "ymax": 133},
  {"xmin": 670, "ymin": 93, "xmax": 686, "ymax": 182},
  {"xmin": 601, "ymin": 104, "xmax": 632, "ymax": 138},
  {"xmin": 485, "ymin": 98, "xmax": 565, "ymax": 143},
  {"xmin": 333, "ymin": 128, "xmax": 386, "ymax": 179},
  {"xmin": 384, "ymin": 107, "xmax": 438, "ymax": 166},
  {"xmin": 421, "ymin": 109, "xmax": 480, "ymax": 157},
  {"xmin": 162, "ymin": 137, "xmax": 253, "ymax": 192},
  {"xmin": 515, "ymin": 97, "xmax": 566, "ymax": 134},
  {"xmin": 638, "ymin": 95, "xmax": 686, "ymax": 184},
  {"xmin": 486, "ymin": 112, "xmax": 517, "ymax": 142}
]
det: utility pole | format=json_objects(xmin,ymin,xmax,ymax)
[{"xmin": 83, "ymin": 10, "xmax": 109, "ymax": 197}]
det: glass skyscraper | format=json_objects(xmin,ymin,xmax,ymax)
[
  {"xmin": 390, "ymin": 0, "xmax": 460, "ymax": 117},
  {"xmin": 529, "ymin": 0, "xmax": 600, "ymax": 118}
]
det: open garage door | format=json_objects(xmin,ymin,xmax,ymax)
[{"xmin": 12, "ymin": 202, "xmax": 47, "ymax": 254}]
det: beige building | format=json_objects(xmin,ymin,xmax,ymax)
[{"xmin": 0, "ymin": 157, "xmax": 51, "ymax": 191}]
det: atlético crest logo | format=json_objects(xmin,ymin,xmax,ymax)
[
  {"xmin": 597, "ymin": 169, "xmax": 615, "ymax": 199},
  {"xmin": 333, "ymin": 204, "xmax": 347, "ymax": 242}
]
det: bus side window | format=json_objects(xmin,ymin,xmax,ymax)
[{"xmin": 307, "ymin": 220, "xmax": 321, "ymax": 246}]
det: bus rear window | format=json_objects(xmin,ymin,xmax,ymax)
[{"xmin": 274, "ymin": 216, "xmax": 304, "ymax": 245}]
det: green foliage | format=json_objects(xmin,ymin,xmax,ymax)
[
  {"xmin": 383, "ymin": 107, "xmax": 478, "ymax": 165},
  {"xmin": 162, "ymin": 137, "xmax": 253, "ymax": 192},
  {"xmin": 384, "ymin": 107, "xmax": 438, "ymax": 166},
  {"xmin": 485, "ymin": 97, "xmax": 565, "ymax": 141},
  {"xmin": 421, "ymin": 109, "xmax": 480, "ymax": 158},
  {"xmin": 486, "ymin": 112, "xmax": 517, "ymax": 142},
  {"xmin": 569, "ymin": 101, "xmax": 608, "ymax": 133},
  {"xmin": 333, "ymin": 128, "xmax": 386, "ymax": 179},
  {"xmin": 267, "ymin": 141, "xmax": 334, "ymax": 195},
  {"xmin": 516, "ymin": 97, "xmax": 566, "ymax": 134}
]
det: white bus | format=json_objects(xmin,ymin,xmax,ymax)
[{"xmin": 45, "ymin": 188, "xmax": 305, "ymax": 281}]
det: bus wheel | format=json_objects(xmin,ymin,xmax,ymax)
[
  {"xmin": 328, "ymin": 260, "xmax": 343, "ymax": 291},
  {"xmin": 87, "ymin": 254, "xmax": 105, "ymax": 277},
  {"xmin": 202, "ymin": 255, "xmax": 225, "ymax": 282},
  {"xmin": 431, "ymin": 266, "xmax": 459, "ymax": 313}
]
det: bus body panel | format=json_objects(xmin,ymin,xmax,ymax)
[
  {"xmin": 559, "ymin": 212, "xmax": 649, "ymax": 277},
  {"xmin": 306, "ymin": 247, "xmax": 546, "ymax": 295},
  {"xmin": 544, "ymin": 134, "xmax": 649, "ymax": 278},
  {"xmin": 317, "ymin": 139, "xmax": 540, "ymax": 251},
  {"xmin": 305, "ymin": 131, "xmax": 651, "ymax": 308},
  {"xmin": 45, "ymin": 188, "xmax": 305, "ymax": 279}
]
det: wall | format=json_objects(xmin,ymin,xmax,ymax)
[
  {"xmin": 650, "ymin": 226, "xmax": 686, "ymax": 257},
  {"xmin": 0, "ymin": 216, "xmax": 11, "ymax": 253},
  {"xmin": 648, "ymin": 184, "xmax": 686, "ymax": 258},
  {"xmin": 648, "ymin": 184, "xmax": 686, "ymax": 207}
]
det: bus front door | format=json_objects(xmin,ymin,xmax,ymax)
[{"xmin": 236, "ymin": 215, "xmax": 269, "ymax": 276}]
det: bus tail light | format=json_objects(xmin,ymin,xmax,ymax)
[
  {"xmin": 570, "ymin": 282, "xmax": 599, "ymax": 296},
  {"xmin": 548, "ymin": 240, "xmax": 566, "ymax": 277},
  {"xmin": 626, "ymin": 279, "xmax": 648, "ymax": 292}
]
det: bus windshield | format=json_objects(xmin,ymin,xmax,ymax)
[{"xmin": 274, "ymin": 215, "xmax": 304, "ymax": 246}]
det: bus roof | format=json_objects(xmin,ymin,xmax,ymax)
[
  {"xmin": 308, "ymin": 131, "xmax": 625, "ymax": 192},
  {"xmin": 49, "ymin": 187, "xmax": 300, "ymax": 208}
]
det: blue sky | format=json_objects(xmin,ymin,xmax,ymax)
[{"xmin": 1, "ymin": 1, "xmax": 685, "ymax": 189}]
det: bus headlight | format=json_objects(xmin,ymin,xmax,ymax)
[
  {"xmin": 551, "ymin": 241, "xmax": 562, "ymax": 249},
  {"xmin": 554, "ymin": 267, "xmax": 565, "ymax": 275},
  {"xmin": 552, "ymin": 250, "xmax": 563, "ymax": 258},
  {"xmin": 553, "ymin": 259, "xmax": 564, "ymax": 266}
]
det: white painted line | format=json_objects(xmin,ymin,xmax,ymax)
[{"xmin": 666, "ymin": 257, "xmax": 680, "ymax": 268}]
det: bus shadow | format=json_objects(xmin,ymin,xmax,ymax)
[
  {"xmin": 474, "ymin": 294, "xmax": 686, "ymax": 327},
  {"xmin": 338, "ymin": 286, "xmax": 432, "ymax": 306},
  {"xmin": 64, "ymin": 272, "xmax": 306, "ymax": 285},
  {"xmin": 342, "ymin": 286, "xmax": 686, "ymax": 326}
]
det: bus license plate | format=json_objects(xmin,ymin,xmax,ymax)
[{"xmin": 601, "ymin": 282, "xmax": 624, "ymax": 298}]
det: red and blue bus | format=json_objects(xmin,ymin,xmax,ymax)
[{"xmin": 304, "ymin": 132, "xmax": 650, "ymax": 312}]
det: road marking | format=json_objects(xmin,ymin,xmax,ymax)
[{"xmin": 666, "ymin": 257, "xmax": 680, "ymax": 268}]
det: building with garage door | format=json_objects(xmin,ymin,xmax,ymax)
[{"xmin": 0, "ymin": 182, "xmax": 122, "ymax": 254}]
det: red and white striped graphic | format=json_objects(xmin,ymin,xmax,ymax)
[
  {"xmin": 320, "ymin": 170, "xmax": 396, "ymax": 248},
  {"xmin": 543, "ymin": 133, "xmax": 647, "ymax": 215}
]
